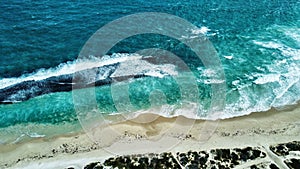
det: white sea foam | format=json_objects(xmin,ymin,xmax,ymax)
[
  {"xmin": 253, "ymin": 38, "xmax": 300, "ymax": 60},
  {"xmin": 196, "ymin": 67, "xmax": 224, "ymax": 84},
  {"xmin": 191, "ymin": 26, "xmax": 211, "ymax": 35},
  {"xmin": 253, "ymin": 74, "xmax": 281, "ymax": 84},
  {"xmin": 222, "ymin": 24, "xmax": 300, "ymax": 118},
  {"xmin": 110, "ymin": 59, "xmax": 178, "ymax": 79},
  {"xmin": 203, "ymin": 79, "xmax": 225, "ymax": 84},
  {"xmin": 224, "ymin": 55, "xmax": 233, "ymax": 60},
  {"xmin": 27, "ymin": 132, "xmax": 46, "ymax": 138},
  {"xmin": 253, "ymin": 40, "xmax": 282, "ymax": 49},
  {"xmin": 181, "ymin": 26, "xmax": 214, "ymax": 39},
  {"xmin": 231, "ymin": 80, "xmax": 240, "ymax": 86},
  {"xmin": 275, "ymin": 25, "xmax": 300, "ymax": 45},
  {"xmin": 0, "ymin": 53, "xmax": 149, "ymax": 90}
]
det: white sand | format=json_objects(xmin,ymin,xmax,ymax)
[{"xmin": 1, "ymin": 105, "xmax": 299, "ymax": 169}]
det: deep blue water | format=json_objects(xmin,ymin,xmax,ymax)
[
  {"xmin": 0, "ymin": 0, "xmax": 299, "ymax": 143},
  {"xmin": 1, "ymin": 0, "xmax": 298, "ymax": 78}
]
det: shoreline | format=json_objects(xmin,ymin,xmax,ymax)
[{"xmin": 1, "ymin": 105, "xmax": 300, "ymax": 168}]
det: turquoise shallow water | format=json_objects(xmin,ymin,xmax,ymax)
[{"xmin": 0, "ymin": 0, "xmax": 299, "ymax": 143}]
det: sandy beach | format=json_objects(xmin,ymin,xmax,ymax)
[{"xmin": 1, "ymin": 105, "xmax": 299, "ymax": 169}]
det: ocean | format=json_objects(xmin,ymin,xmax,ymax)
[{"xmin": 0, "ymin": 0, "xmax": 299, "ymax": 144}]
